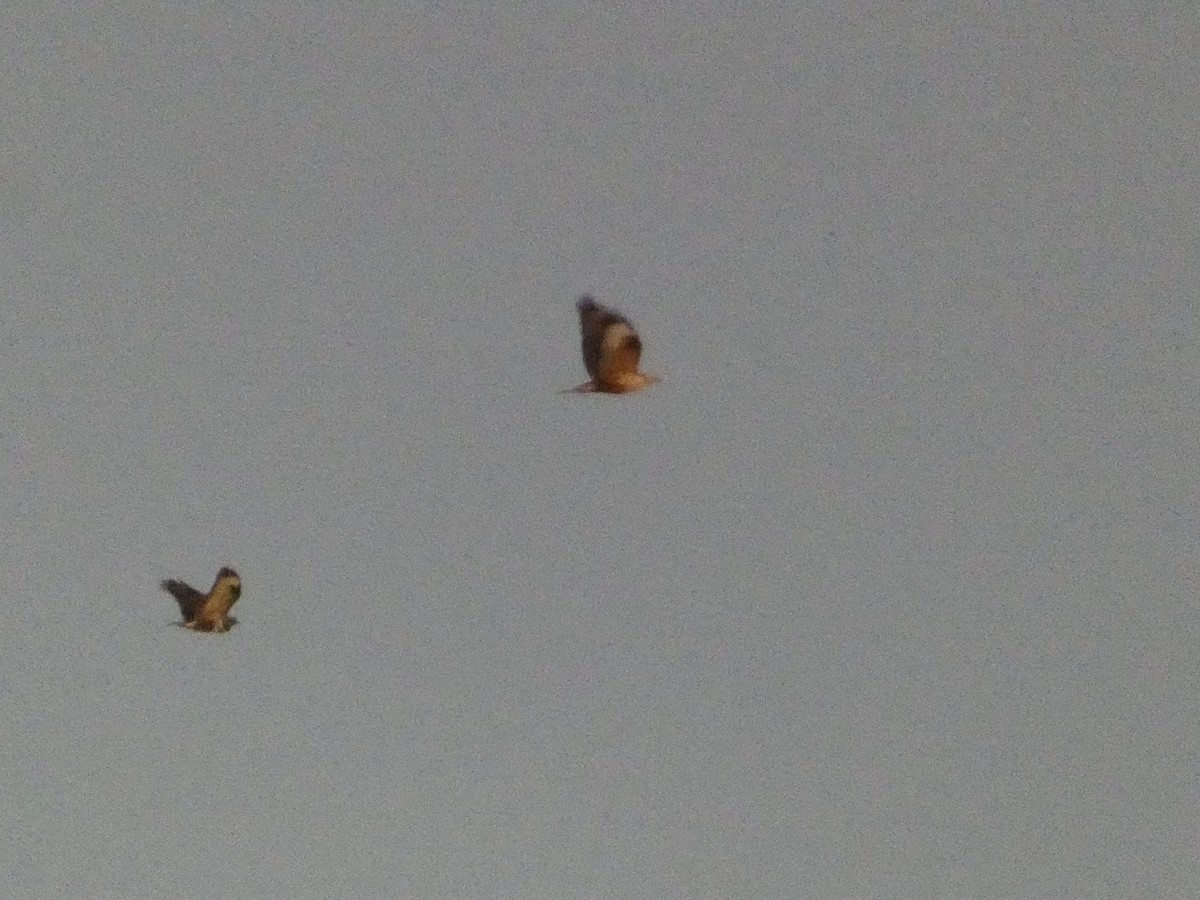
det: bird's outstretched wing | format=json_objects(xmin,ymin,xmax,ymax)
[
  {"xmin": 198, "ymin": 568, "xmax": 242, "ymax": 630},
  {"xmin": 578, "ymin": 296, "xmax": 642, "ymax": 384},
  {"xmin": 161, "ymin": 579, "xmax": 205, "ymax": 623}
]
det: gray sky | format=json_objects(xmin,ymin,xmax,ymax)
[{"xmin": 2, "ymin": 4, "xmax": 1198, "ymax": 898}]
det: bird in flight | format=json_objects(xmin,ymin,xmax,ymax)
[
  {"xmin": 161, "ymin": 567, "xmax": 242, "ymax": 632},
  {"xmin": 571, "ymin": 295, "xmax": 660, "ymax": 394}
]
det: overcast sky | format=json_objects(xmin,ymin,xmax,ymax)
[{"xmin": 2, "ymin": 4, "xmax": 1198, "ymax": 898}]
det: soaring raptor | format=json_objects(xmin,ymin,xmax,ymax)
[
  {"xmin": 161, "ymin": 567, "xmax": 242, "ymax": 632},
  {"xmin": 571, "ymin": 295, "xmax": 660, "ymax": 394}
]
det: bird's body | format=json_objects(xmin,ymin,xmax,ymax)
[
  {"xmin": 572, "ymin": 296, "xmax": 659, "ymax": 394},
  {"xmin": 161, "ymin": 567, "xmax": 242, "ymax": 632}
]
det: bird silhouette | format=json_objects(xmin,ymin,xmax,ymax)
[
  {"xmin": 161, "ymin": 567, "xmax": 242, "ymax": 632},
  {"xmin": 571, "ymin": 295, "xmax": 660, "ymax": 394}
]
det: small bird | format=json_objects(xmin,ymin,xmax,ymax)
[
  {"xmin": 571, "ymin": 295, "xmax": 660, "ymax": 394},
  {"xmin": 161, "ymin": 567, "xmax": 242, "ymax": 632}
]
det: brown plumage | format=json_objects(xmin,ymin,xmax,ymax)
[
  {"xmin": 571, "ymin": 295, "xmax": 660, "ymax": 394},
  {"xmin": 161, "ymin": 567, "xmax": 242, "ymax": 633}
]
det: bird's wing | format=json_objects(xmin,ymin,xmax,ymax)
[
  {"xmin": 161, "ymin": 579, "xmax": 205, "ymax": 622},
  {"xmin": 578, "ymin": 296, "xmax": 641, "ymax": 382},
  {"xmin": 578, "ymin": 297, "xmax": 609, "ymax": 379},
  {"xmin": 195, "ymin": 574, "xmax": 241, "ymax": 628},
  {"xmin": 596, "ymin": 321, "xmax": 642, "ymax": 384}
]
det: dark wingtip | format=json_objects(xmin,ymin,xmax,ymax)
[
  {"xmin": 217, "ymin": 566, "xmax": 239, "ymax": 579},
  {"xmin": 576, "ymin": 295, "xmax": 597, "ymax": 313}
]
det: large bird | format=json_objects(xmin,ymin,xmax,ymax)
[
  {"xmin": 161, "ymin": 567, "xmax": 242, "ymax": 632},
  {"xmin": 571, "ymin": 295, "xmax": 660, "ymax": 394}
]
